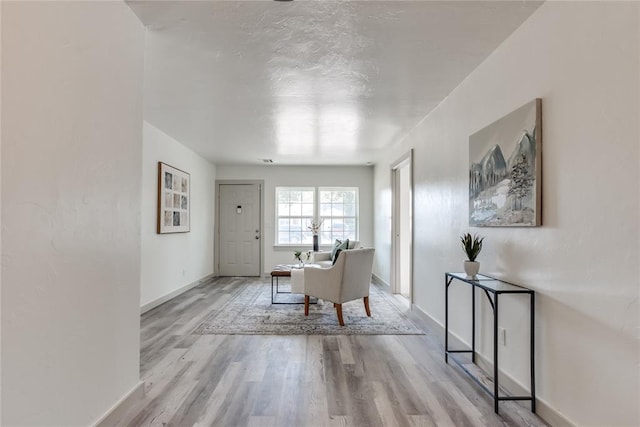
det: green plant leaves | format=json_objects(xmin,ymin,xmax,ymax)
[{"xmin": 460, "ymin": 233, "xmax": 484, "ymax": 262}]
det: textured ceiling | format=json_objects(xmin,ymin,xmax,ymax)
[{"xmin": 127, "ymin": 0, "xmax": 543, "ymax": 166}]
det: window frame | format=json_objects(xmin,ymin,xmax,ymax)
[
  {"xmin": 275, "ymin": 187, "xmax": 316, "ymax": 246},
  {"xmin": 318, "ymin": 187, "xmax": 359, "ymax": 245},
  {"xmin": 274, "ymin": 186, "xmax": 359, "ymax": 247}
]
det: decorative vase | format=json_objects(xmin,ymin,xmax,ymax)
[
  {"xmin": 313, "ymin": 234, "xmax": 319, "ymax": 252},
  {"xmin": 464, "ymin": 261, "xmax": 480, "ymax": 279}
]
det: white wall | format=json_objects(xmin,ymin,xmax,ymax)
[
  {"xmin": 216, "ymin": 165, "xmax": 373, "ymax": 273},
  {"xmin": 374, "ymin": 2, "xmax": 639, "ymax": 426},
  {"xmin": 141, "ymin": 122, "xmax": 216, "ymax": 309},
  {"xmin": 1, "ymin": 2, "xmax": 144, "ymax": 426}
]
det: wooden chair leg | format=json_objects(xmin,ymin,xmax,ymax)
[
  {"xmin": 363, "ymin": 296, "xmax": 371, "ymax": 317},
  {"xmin": 304, "ymin": 295, "xmax": 310, "ymax": 316},
  {"xmin": 335, "ymin": 303, "xmax": 344, "ymax": 326}
]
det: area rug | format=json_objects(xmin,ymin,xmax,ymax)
[{"xmin": 194, "ymin": 281, "xmax": 424, "ymax": 335}]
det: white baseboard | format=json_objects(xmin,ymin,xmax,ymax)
[
  {"xmin": 411, "ymin": 303, "xmax": 443, "ymax": 328},
  {"xmin": 93, "ymin": 380, "xmax": 145, "ymax": 427},
  {"xmin": 371, "ymin": 273, "xmax": 390, "ymax": 287},
  {"xmin": 473, "ymin": 353, "xmax": 576, "ymax": 427},
  {"xmin": 410, "ymin": 303, "xmax": 575, "ymax": 427},
  {"xmin": 140, "ymin": 273, "xmax": 215, "ymax": 314}
]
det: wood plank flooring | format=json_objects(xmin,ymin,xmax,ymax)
[{"xmin": 118, "ymin": 277, "xmax": 547, "ymax": 426}]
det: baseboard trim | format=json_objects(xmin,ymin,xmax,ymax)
[
  {"xmin": 93, "ymin": 380, "xmax": 145, "ymax": 427},
  {"xmin": 140, "ymin": 273, "xmax": 215, "ymax": 314},
  {"xmin": 410, "ymin": 303, "xmax": 446, "ymax": 339},
  {"xmin": 414, "ymin": 304, "xmax": 575, "ymax": 427},
  {"xmin": 473, "ymin": 354, "xmax": 576, "ymax": 427},
  {"xmin": 371, "ymin": 273, "xmax": 390, "ymax": 287}
]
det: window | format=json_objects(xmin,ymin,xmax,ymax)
[
  {"xmin": 276, "ymin": 187, "xmax": 315, "ymax": 245},
  {"xmin": 319, "ymin": 188, "xmax": 358, "ymax": 244},
  {"xmin": 275, "ymin": 186, "xmax": 359, "ymax": 245}
]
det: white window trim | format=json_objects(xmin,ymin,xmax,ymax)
[
  {"xmin": 274, "ymin": 186, "xmax": 359, "ymax": 247},
  {"xmin": 318, "ymin": 187, "xmax": 359, "ymax": 245},
  {"xmin": 275, "ymin": 186, "xmax": 315, "ymax": 246}
]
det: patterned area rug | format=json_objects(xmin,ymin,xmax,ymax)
[{"xmin": 194, "ymin": 280, "xmax": 424, "ymax": 335}]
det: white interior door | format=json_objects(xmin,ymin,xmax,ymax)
[{"xmin": 219, "ymin": 184, "xmax": 261, "ymax": 276}]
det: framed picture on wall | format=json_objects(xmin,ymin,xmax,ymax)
[
  {"xmin": 469, "ymin": 98, "xmax": 542, "ymax": 227},
  {"xmin": 157, "ymin": 162, "xmax": 190, "ymax": 233}
]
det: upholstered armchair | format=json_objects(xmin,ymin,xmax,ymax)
[{"xmin": 303, "ymin": 248, "xmax": 375, "ymax": 326}]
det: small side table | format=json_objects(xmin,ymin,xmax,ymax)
[{"xmin": 445, "ymin": 272, "xmax": 536, "ymax": 414}]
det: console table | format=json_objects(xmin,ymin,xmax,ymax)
[{"xmin": 444, "ymin": 272, "xmax": 536, "ymax": 414}]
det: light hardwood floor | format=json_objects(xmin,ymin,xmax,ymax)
[{"xmin": 120, "ymin": 277, "xmax": 547, "ymax": 426}]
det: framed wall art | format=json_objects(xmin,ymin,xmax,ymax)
[
  {"xmin": 469, "ymin": 99, "xmax": 542, "ymax": 227},
  {"xmin": 157, "ymin": 162, "xmax": 190, "ymax": 233}
]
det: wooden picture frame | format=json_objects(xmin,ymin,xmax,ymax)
[{"xmin": 157, "ymin": 162, "xmax": 190, "ymax": 233}]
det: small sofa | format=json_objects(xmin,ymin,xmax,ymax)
[{"xmin": 310, "ymin": 240, "xmax": 360, "ymax": 268}]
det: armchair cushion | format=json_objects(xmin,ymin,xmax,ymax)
[{"xmin": 311, "ymin": 251, "xmax": 332, "ymax": 265}]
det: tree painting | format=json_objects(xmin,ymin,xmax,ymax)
[
  {"xmin": 508, "ymin": 153, "xmax": 534, "ymax": 210},
  {"xmin": 468, "ymin": 99, "xmax": 542, "ymax": 226}
]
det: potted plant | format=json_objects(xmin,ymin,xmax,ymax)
[
  {"xmin": 460, "ymin": 233, "xmax": 484, "ymax": 279},
  {"xmin": 293, "ymin": 250, "xmax": 311, "ymax": 266}
]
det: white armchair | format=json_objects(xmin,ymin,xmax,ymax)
[{"xmin": 302, "ymin": 248, "xmax": 375, "ymax": 326}]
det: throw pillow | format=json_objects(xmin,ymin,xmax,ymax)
[
  {"xmin": 332, "ymin": 239, "xmax": 349, "ymax": 264},
  {"xmin": 330, "ymin": 239, "xmax": 342, "ymax": 260},
  {"xmin": 332, "ymin": 249, "xmax": 343, "ymax": 265}
]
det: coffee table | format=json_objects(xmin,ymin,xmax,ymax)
[{"xmin": 270, "ymin": 264, "xmax": 318, "ymax": 304}]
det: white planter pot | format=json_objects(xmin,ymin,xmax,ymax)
[{"xmin": 464, "ymin": 261, "xmax": 480, "ymax": 279}]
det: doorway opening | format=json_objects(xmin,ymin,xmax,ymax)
[{"xmin": 391, "ymin": 150, "xmax": 413, "ymax": 303}]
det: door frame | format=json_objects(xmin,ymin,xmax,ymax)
[
  {"xmin": 390, "ymin": 150, "xmax": 414, "ymax": 303},
  {"xmin": 215, "ymin": 180, "xmax": 264, "ymax": 277}
]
